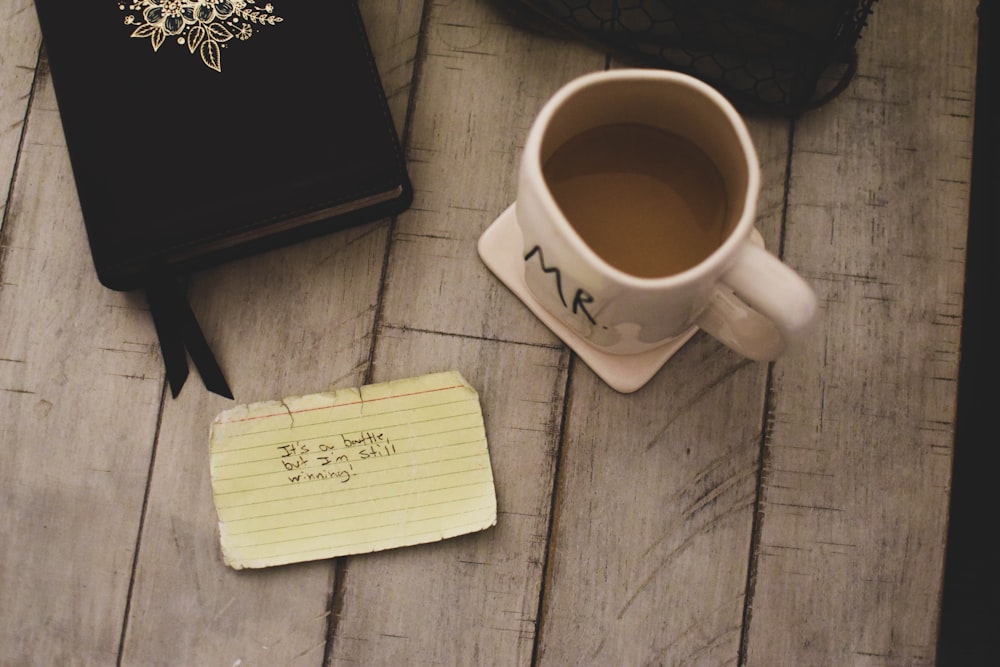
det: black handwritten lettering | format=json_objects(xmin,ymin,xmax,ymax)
[
  {"xmin": 525, "ymin": 245, "xmax": 599, "ymax": 325},
  {"xmin": 341, "ymin": 431, "xmax": 386, "ymax": 447},
  {"xmin": 278, "ymin": 433, "xmax": 396, "ymax": 486},
  {"xmin": 524, "ymin": 246, "xmax": 567, "ymax": 307},
  {"xmin": 282, "ymin": 455, "xmax": 308, "ymax": 471},
  {"xmin": 287, "ymin": 469, "xmax": 351, "ymax": 484},
  {"xmin": 572, "ymin": 289, "xmax": 597, "ymax": 325},
  {"xmin": 358, "ymin": 443, "xmax": 393, "ymax": 459}
]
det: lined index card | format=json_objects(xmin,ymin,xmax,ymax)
[{"xmin": 209, "ymin": 371, "xmax": 497, "ymax": 569}]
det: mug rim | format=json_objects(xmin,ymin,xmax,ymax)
[{"xmin": 523, "ymin": 68, "xmax": 762, "ymax": 288}]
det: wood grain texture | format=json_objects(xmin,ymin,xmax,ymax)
[
  {"xmin": 326, "ymin": 2, "xmax": 583, "ymax": 661},
  {"xmin": 330, "ymin": 329, "xmax": 569, "ymax": 664},
  {"xmin": 535, "ymin": 104, "xmax": 794, "ymax": 665},
  {"xmin": 0, "ymin": 0, "xmax": 40, "ymax": 229},
  {"xmin": 117, "ymin": 229, "xmax": 386, "ymax": 666},
  {"xmin": 0, "ymin": 58, "xmax": 166, "ymax": 664},
  {"xmin": 743, "ymin": 1, "xmax": 977, "ymax": 664},
  {"xmin": 0, "ymin": 0, "xmax": 978, "ymax": 664},
  {"xmin": 359, "ymin": 0, "xmax": 421, "ymax": 138},
  {"xmin": 538, "ymin": 345, "xmax": 762, "ymax": 665},
  {"xmin": 116, "ymin": 2, "xmax": 425, "ymax": 664},
  {"xmin": 378, "ymin": 0, "xmax": 605, "ymax": 345}
]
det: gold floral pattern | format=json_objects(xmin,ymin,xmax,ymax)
[{"xmin": 119, "ymin": 1, "xmax": 283, "ymax": 72}]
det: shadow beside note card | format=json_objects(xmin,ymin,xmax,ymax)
[{"xmin": 209, "ymin": 371, "xmax": 497, "ymax": 569}]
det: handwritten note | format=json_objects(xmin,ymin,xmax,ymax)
[{"xmin": 209, "ymin": 371, "xmax": 496, "ymax": 569}]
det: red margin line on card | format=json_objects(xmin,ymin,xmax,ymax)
[{"xmin": 224, "ymin": 384, "xmax": 467, "ymax": 423}]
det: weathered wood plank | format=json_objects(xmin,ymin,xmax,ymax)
[
  {"xmin": 362, "ymin": 0, "xmax": 422, "ymax": 138},
  {"xmin": 535, "ymin": 108, "xmax": 793, "ymax": 663},
  {"xmin": 330, "ymin": 329, "xmax": 569, "ymax": 664},
  {"xmin": 378, "ymin": 0, "xmax": 605, "ymax": 345},
  {"xmin": 0, "ymin": 59, "xmax": 166, "ymax": 664},
  {"xmin": 539, "ymin": 347, "xmax": 762, "ymax": 665},
  {"xmin": 0, "ymin": 0, "xmax": 978, "ymax": 663},
  {"xmin": 0, "ymin": 0, "xmax": 41, "ymax": 230},
  {"xmin": 324, "ymin": 1, "xmax": 596, "ymax": 662},
  {"xmin": 116, "ymin": 2, "xmax": 425, "ymax": 665},
  {"xmin": 743, "ymin": 1, "xmax": 976, "ymax": 664},
  {"xmin": 117, "ymin": 230, "xmax": 387, "ymax": 666}
]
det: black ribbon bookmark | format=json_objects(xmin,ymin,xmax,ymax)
[{"xmin": 146, "ymin": 275, "xmax": 233, "ymax": 400}]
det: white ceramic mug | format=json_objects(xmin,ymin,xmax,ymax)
[{"xmin": 516, "ymin": 69, "xmax": 817, "ymax": 361}]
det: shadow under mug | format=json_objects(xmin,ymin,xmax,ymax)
[{"xmin": 516, "ymin": 69, "xmax": 817, "ymax": 361}]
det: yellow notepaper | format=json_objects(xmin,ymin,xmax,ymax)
[{"xmin": 209, "ymin": 370, "xmax": 497, "ymax": 569}]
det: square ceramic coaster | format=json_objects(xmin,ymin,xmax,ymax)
[{"xmin": 477, "ymin": 204, "xmax": 698, "ymax": 393}]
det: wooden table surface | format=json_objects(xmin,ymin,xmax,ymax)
[{"xmin": 0, "ymin": 1, "xmax": 978, "ymax": 665}]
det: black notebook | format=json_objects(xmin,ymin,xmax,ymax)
[{"xmin": 33, "ymin": 1, "xmax": 412, "ymax": 397}]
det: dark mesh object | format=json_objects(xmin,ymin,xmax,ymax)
[{"xmin": 500, "ymin": 0, "xmax": 877, "ymax": 114}]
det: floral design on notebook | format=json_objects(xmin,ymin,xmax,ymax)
[{"xmin": 119, "ymin": 0, "xmax": 283, "ymax": 72}]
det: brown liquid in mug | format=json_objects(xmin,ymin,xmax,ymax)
[{"xmin": 543, "ymin": 123, "xmax": 730, "ymax": 278}]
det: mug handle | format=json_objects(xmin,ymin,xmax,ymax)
[{"xmin": 695, "ymin": 241, "xmax": 818, "ymax": 361}]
